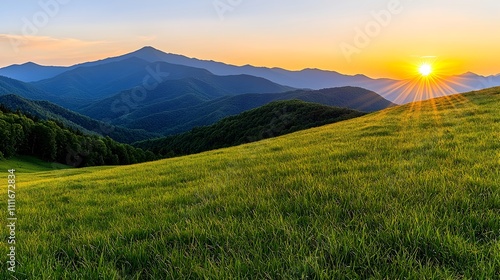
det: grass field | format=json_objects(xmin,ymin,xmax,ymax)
[
  {"xmin": 1, "ymin": 88, "xmax": 499, "ymax": 279},
  {"xmin": 0, "ymin": 156, "xmax": 70, "ymax": 173}
]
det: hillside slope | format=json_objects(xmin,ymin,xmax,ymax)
[
  {"xmin": 0, "ymin": 94, "xmax": 159, "ymax": 143},
  {"xmin": 0, "ymin": 76, "xmax": 57, "ymax": 101},
  {"xmin": 0, "ymin": 107, "xmax": 155, "ymax": 167},
  {"xmin": 135, "ymin": 100, "xmax": 365, "ymax": 157},
  {"xmin": 3, "ymin": 88, "xmax": 499, "ymax": 279}
]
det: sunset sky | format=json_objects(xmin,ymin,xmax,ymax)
[{"xmin": 1, "ymin": 0, "xmax": 499, "ymax": 79}]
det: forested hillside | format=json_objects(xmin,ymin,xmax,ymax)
[
  {"xmin": 135, "ymin": 100, "xmax": 365, "ymax": 157},
  {"xmin": 0, "ymin": 105, "xmax": 155, "ymax": 167},
  {"xmin": 0, "ymin": 94, "xmax": 159, "ymax": 143}
]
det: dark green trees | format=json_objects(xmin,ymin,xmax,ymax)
[
  {"xmin": 136, "ymin": 100, "xmax": 365, "ymax": 158},
  {"xmin": 0, "ymin": 109, "xmax": 155, "ymax": 167}
]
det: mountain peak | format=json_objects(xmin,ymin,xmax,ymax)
[
  {"xmin": 6, "ymin": 62, "xmax": 40, "ymax": 67},
  {"xmin": 461, "ymin": 71, "xmax": 481, "ymax": 77},
  {"xmin": 20, "ymin": 62, "xmax": 40, "ymax": 67},
  {"xmin": 123, "ymin": 46, "xmax": 175, "ymax": 62},
  {"xmin": 134, "ymin": 46, "xmax": 163, "ymax": 54},
  {"xmin": 138, "ymin": 45, "xmax": 155, "ymax": 50}
]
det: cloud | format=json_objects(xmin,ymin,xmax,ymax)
[
  {"xmin": 0, "ymin": 34, "xmax": 119, "ymax": 66},
  {"xmin": 0, "ymin": 34, "xmax": 106, "ymax": 53}
]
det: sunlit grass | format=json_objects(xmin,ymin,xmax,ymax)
[{"xmin": 1, "ymin": 88, "xmax": 499, "ymax": 279}]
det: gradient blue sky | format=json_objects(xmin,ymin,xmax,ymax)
[{"xmin": 1, "ymin": 0, "xmax": 499, "ymax": 78}]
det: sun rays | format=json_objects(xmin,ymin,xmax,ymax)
[{"xmin": 377, "ymin": 57, "xmax": 477, "ymax": 105}]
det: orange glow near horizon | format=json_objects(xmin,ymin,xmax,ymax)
[
  {"xmin": 1, "ymin": 1, "xmax": 500, "ymax": 80},
  {"xmin": 376, "ymin": 57, "xmax": 477, "ymax": 104},
  {"xmin": 0, "ymin": 38, "xmax": 495, "ymax": 81}
]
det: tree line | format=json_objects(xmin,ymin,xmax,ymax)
[{"xmin": 0, "ymin": 105, "xmax": 155, "ymax": 167}]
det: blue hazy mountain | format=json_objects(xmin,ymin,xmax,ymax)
[
  {"xmin": 89, "ymin": 47, "xmax": 500, "ymax": 103},
  {"xmin": 0, "ymin": 75, "xmax": 59, "ymax": 101},
  {"xmin": 0, "ymin": 62, "xmax": 68, "ymax": 82},
  {"xmin": 2, "ymin": 46, "xmax": 499, "ymax": 103},
  {"xmin": 0, "ymin": 52, "xmax": 393, "ymax": 140},
  {"xmin": 31, "ymin": 57, "xmax": 294, "ymax": 109}
]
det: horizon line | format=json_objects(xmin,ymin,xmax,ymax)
[{"xmin": 1, "ymin": 46, "xmax": 499, "ymax": 80}]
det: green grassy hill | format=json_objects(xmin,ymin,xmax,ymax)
[{"xmin": 2, "ymin": 88, "xmax": 499, "ymax": 279}]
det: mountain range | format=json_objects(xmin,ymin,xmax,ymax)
[
  {"xmin": 1, "ymin": 46, "xmax": 497, "ymax": 143},
  {"xmin": 0, "ymin": 47, "xmax": 398, "ymax": 141},
  {"xmin": 2, "ymin": 46, "xmax": 499, "ymax": 104},
  {"xmin": 30, "ymin": 57, "xmax": 294, "ymax": 109},
  {"xmin": 0, "ymin": 71, "xmax": 392, "ymax": 138}
]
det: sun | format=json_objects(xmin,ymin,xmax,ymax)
[{"xmin": 419, "ymin": 63, "xmax": 433, "ymax": 77}]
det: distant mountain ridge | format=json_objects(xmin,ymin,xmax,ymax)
[
  {"xmin": 78, "ymin": 72, "xmax": 298, "ymax": 119},
  {"xmin": 0, "ymin": 56, "xmax": 393, "ymax": 138},
  {"xmin": 1, "ymin": 46, "xmax": 499, "ymax": 104},
  {"xmin": 0, "ymin": 62, "xmax": 68, "ymax": 82},
  {"xmin": 0, "ymin": 47, "xmax": 397, "ymax": 141}
]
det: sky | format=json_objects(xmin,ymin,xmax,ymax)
[{"xmin": 1, "ymin": 0, "xmax": 499, "ymax": 79}]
